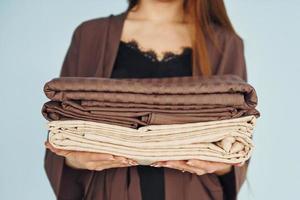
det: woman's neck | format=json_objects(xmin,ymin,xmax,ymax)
[{"xmin": 129, "ymin": 0, "xmax": 185, "ymax": 23}]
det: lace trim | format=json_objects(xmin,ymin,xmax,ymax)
[{"xmin": 120, "ymin": 39, "xmax": 192, "ymax": 62}]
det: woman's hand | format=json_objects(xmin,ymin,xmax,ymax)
[
  {"xmin": 45, "ymin": 141, "xmax": 138, "ymax": 171},
  {"xmin": 150, "ymin": 160, "xmax": 245, "ymax": 176}
]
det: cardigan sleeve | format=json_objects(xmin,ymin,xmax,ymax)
[
  {"xmin": 216, "ymin": 31, "xmax": 247, "ymax": 82},
  {"xmin": 215, "ymin": 31, "xmax": 250, "ymax": 200},
  {"xmin": 44, "ymin": 23, "xmax": 87, "ymax": 199}
]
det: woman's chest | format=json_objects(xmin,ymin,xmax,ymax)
[{"xmin": 111, "ymin": 40, "xmax": 193, "ymax": 79}]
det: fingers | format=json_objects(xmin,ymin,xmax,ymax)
[
  {"xmin": 152, "ymin": 160, "xmax": 204, "ymax": 175},
  {"xmin": 44, "ymin": 141, "xmax": 139, "ymax": 170},
  {"xmin": 45, "ymin": 141, "xmax": 71, "ymax": 157},
  {"xmin": 93, "ymin": 161, "xmax": 133, "ymax": 171},
  {"xmin": 186, "ymin": 159, "xmax": 234, "ymax": 176},
  {"xmin": 88, "ymin": 152, "xmax": 116, "ymax": 161},
  {"xmin": 45, "ymin": 141, "xmax": 240, "ymax": 174},
  {"xmin": 45, "ymin": 141, "xmax": 126, "ymax": 161},
  {"xmin": 84, "ymin": 159, "xmax": 129, "ymax": 171},
  {"xmin": 91, "ymin": 156, "xmax": 139, "ymax": 171},
  {"xmin": 151, "ymin": 159, "xmax": 235, "ymax": 176},
  {"xmin": 113, "ymin": 156, "xmax": 139, "ymax": 165},
  {"xmin": 76, "ymin": 152, "xmax": 115, "ymax": 162},
  {"xmin": 186, "ymin": 159, "xmax": 230, "ymax": 173},
  {"xmin": 166, "ymin": 160, "xmax": 206, "ymax": 175},
  {"xmin": 234, "ymin": 161, "xmax": 245, "ymax": 167}
]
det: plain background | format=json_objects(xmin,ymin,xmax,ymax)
[{"xmin": 0, "ymin": 0, "xmax": 299, "ymax": 199}]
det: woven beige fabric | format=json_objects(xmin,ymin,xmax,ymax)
[{"xmin": 47, "ymin": 115, "xmax": 255, "ymax": 165}]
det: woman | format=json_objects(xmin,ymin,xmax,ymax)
[{"xmin": 44, "ymin": 0, "xmax": 249, "ymax": 199}]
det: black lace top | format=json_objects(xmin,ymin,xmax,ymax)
[
  {"xmin": 111, "ymin": 39, "xmax": 193, "ymax": 200},
  {"xmin": 111, "ymin": 39, "xmax": 193, "ymax": 78}
]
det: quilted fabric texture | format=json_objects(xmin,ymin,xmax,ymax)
[{"xmin": 42, "ymin": 75, "xmax": 260, "ymax": 128}]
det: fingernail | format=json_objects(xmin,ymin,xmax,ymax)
[
  {"xmin": 122, "ymin": 160, "xmax": 129, "ymax": 164},
  {"xmin": 128, "ymin": 160, "xmax": 137, "ymax": 165},
  {"xmin": 164, "ymin": 164, "xmax": 172, "ymax": 168},
  {"xmin": 152, "ymin": 164, "xmax": 161, "ymax": 167},
  {"xmin": 108, "ymin": 156, "xmax": 115, "ymax": 160},
  {"xmin": 235, "ymin": 162, "xmax": 243, "ymax": 166},
  {"xmin": 130, "ymin": 163, "xmax": 138, "ymax": 166},
  {"xmin": 186, "ymin": 161, "xmax": 194, "ymax": 166}
]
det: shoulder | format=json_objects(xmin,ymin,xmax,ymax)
[
  {"xmin": 72, "ymin": 14, "xmax": 112, "ymax": 36},
  {"xmin": 67, "ymin": 12, "xmax": 125, "ymax": 45},
  {"xmin": 70, "ymin": 10, "xmax": 127, "ymax": 39},
  {"xmin": 210, "ymin": 23, "xmax": 244, "ymax": 48},
  {"xmin": 210, "ymin": 24, "xmax": 247, "ymax": 81}
]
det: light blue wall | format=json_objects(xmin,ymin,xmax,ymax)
[
  {"xmin": 0, "ymin": 1, "xmax": 298, "ymax": 199},
  {"xmin": 225, "ymin": 1, "xmax": 300, "ymax": 199}
]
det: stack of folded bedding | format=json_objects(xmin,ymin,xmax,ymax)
[
  {"xmin": 47, "ymin": 115, "xmax": 256, "ymax": 165},
  {"xmin": 42, "ymin": 75, "xmax": 260, "ymax": 165}
]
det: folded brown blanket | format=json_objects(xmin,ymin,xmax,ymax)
[
  {"xmin": 42, "ymin": 75, "xmax": 260, "ymax": 128},
  {"xmin": 47, "ymin": 115, "xmax": 256, "ymax": 165}
]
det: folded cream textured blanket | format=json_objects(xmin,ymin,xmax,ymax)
[
  {"xmin": 42, "ymin": 75, "xmax": 260, "ymax": 128},
  {"xmin": 47, "ymin": 115, "xmax": 256, "ymax": 165}
]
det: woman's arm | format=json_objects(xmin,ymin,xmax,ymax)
[
  {"xmin": 43, "ymin": 23, "xmax": 84, "ymax": 198},
  {"xmin": 215, "ymin": 30, "xmax": 250, "ymax": 200},
  {"xmin": 152, "ymin": 30, "xmax": 250, "ymax": 200},
  {"xmin": 43, "ymin": 23, "xmax": 138, "ymax": 199}
]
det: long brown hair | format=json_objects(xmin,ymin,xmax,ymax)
[{"xmin": 126, "ymin": 0, "xmax": 237, "ymax": 76}]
